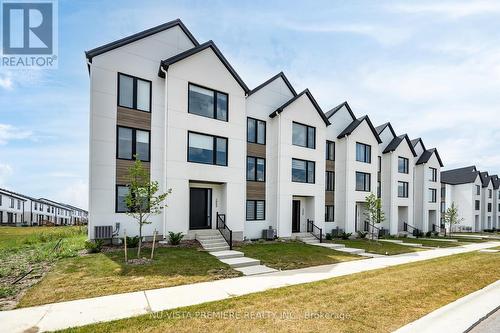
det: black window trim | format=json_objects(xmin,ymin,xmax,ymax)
[
  {"xmin": 356, "ymin": 142, "xmax": 372, "ymax": 163},
  {"xmin": 188, "ymin": 82, "xmax": 229, "ymax": 122},
  {"xmin": 247, "ymin": 156, "xmax": 266, "ymax": 182},
  {"xmin": 117, "ymin": 72, "xmax": 152, "ymax": 112},
  {"xmin": 292, "ymin": 121, "xmax": 316, "ymax": 149},
  {"xmin": 325, "ymin": 205, "xmax": 334, "ymax": 222},
  {"xmin": 429, "ymin": 167, "xmax": 438, "ymax": 182},
  {"xmin": 116, "ymin": 125, "xmax": 151, "ymax": 162},
  {"xmin": 246, "ymin": 200, "xmax": 265, "ymax": 221},
  {"xmin": 398, "ymin": 181, "xmax": 409, "ymax": 198},
  {"xmin": 187, "ymin": 130, "xmax": 229, "ymax": 166},
  {"xmin": 247, "ymin": 117, "xmax": 266, "ymax": 145},
  {"xmin": 398, "ymin": 156, "xmax": 409, "ymax": 174},
  {"xmin": 355, "ymin": 171, "xmax": 371, "ymax": 192},
  {"xmin": 326, "ymin": 140, "xmax": 335, "ymax": 161},
  {"xmin": 325, "ymin": 171, "xmax": 334, "ymax": 191},
  {"xmin": 292, "ymin": 158, "xmax": 316, "ymax": 184},
  {"xmin": 429, "ymin": 188, "xmax": 437, "ymax": 203},
  {"xmin": 115, "ymin": 184, "xmax": 128, "ymax": 213}
]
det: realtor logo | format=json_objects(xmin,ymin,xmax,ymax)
[{"xmin": 1, "ymin": 0, "xmax": 58, "ymax": 68}]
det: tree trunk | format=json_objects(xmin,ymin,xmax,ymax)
[{"xmin": 138, "ymin": 216, "xmax": 143, "ymax": 258}]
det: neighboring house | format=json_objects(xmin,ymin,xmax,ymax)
[
  {"xmin": 39, "ymin": 198, "xmax": 73, "ymax": 226},
  {"xmin": 0, "ymin": 188, "xmax": 26, "ymax": 225},
  {"xmin": 491, "ymin": 175, "xmax": 500, "ymax": 229},
  {"xmin": 86, "ymin": 19, "xmax": 458, "ymax": 242},
  {"xmin": 479, "ymin": 172, "xmax": 494, "ymax": 229},
  {"xmin": 60, "ymin": 203, "xmax": 89, "ymax": 225}
]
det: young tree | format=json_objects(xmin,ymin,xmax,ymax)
[
  {"xmin": 125, "ymin": 157, "xmax": 171, "ymax": 257},
  {"xmin": 364, "ymin": 193, "xmax": 385, "ymax": 240},
  {"xmin": 444, "ymin": 202, "xmax": 463, "ymax": 237}
]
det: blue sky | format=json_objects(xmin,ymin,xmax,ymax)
[{"xmin": 2, "ymin": 0, "xmax": 500, "ymax": 209}]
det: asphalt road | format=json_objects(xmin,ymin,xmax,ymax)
[{"xmin": 468, "ymin": 308, "xmax": 500, "ymax": 333}]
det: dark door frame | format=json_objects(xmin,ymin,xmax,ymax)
[
  {"xmin": 189, "ymin": 188, "xmax": 212, "ymax": 230},
  {"xmin": 292, "ymin": 200, "xmax": 300, "ymax": 233}
]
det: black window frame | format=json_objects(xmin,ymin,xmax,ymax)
[
  {"xmin": 247, "ymin": 117, "xmax": 266, "ymax": 145},
  {"xmin": 476, "ymin": 185, "xmax": 481, "ymax": 195},
  {"xmin": 246, "ymin": 156, "xmax": 266, "ymax": 182},
  {"xmin": 487, "ymin": 202, "xmax": 492, "ymax": 212},
  {"xmin": 292, "ymin": 122, "xmax": 316, "ymax": 149},
  {"xmin": 429, "ymin": 188, "xmax": 437, "ymax": 203},
  {"xmin": 355, "ymin": 172, "xmax": 371, "ymax": 192},
  {"xmin": 115, "ymin": 184, "xmax": 150, "ymax": 213},
  {"xmin": 326, "ymin": 141, "xmax": 335, "ymax": 160},
  {"xmin": 325, "ymin": 171, "xmax": 334, "ymax": 191},
  {"xmin": 188, "ymin": 83, "xmax": 229, "ymax": 122},
  {"xmin": 356, "ymin": 142, "xmax": 371, "ymax": 163},
  {"xmin": 117, "ymin": 72, "xmax": 152, "ymax": 112},
  {"xmin": 291, "ymin": 158, "xmax": 315, "ymax": 184},
  {"xmin": 488, "ymin": 189, "xmax": 492, "ymax": 198},
  {"xmin": 116, "ymin": 126, "xmax": 151, "ymax": 162},
  {"xmin": 398, "ymin": 156, "xmax": 409, "ymax": 174},
  {"xmin": 246, "ymin": 200, "xmax": 265, "ymax": 221},
  {"xmin": 429, "ymin": 167, "xmax": 438, "ymax": 182},
  {"xmin": 475, "ymin": 200, "xmax": 480, "ymax": 210},
  {"xmin": 325, "ymin": 205, "xmax": 334, "ymax": 222},
  {"xmin": 398, "ymin": 181, "xmax": 409, "ymax": 198},
  {"xmin": 187, "ymin": 131, "xmax": 228, "ymax": 166}
]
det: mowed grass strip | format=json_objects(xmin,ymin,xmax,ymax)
[
  {"xmin": 332, "ymin": 239, "xmax": 423, "ymax": 255},
  {"xmin": 19, "ymin": 247, "xmax": 240, "ymax": 308},
  {"xmin": 235, "ymin": 241, "xmax": 361, "ymax": 270},
  {"xmin": 60, "ymin": 251, "xmax": 500, "ymax": 333},
  {"xmin": 400, "ymin": 238, "xmax": 464, "ymax": 248}
]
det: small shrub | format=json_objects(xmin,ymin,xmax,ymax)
[
  {"xmin": 357, "ymin": 231, "xmax": 367, "ymax": 239},
  {"xmin": 425, "ymin": 231, "xmax": 432, "ymax": 238},
  {"xmin": 124, "ymin": 236, "xmax": 140, "ymax": 248},
  {"xmin": 325, "ymin": 233, "xmax": 333, "ymax": 241},
  {"xmin": 84, "ymin": 240, "xmax": 103, "ymax": 253},
  {"xmin": 340, "ymin": 232, "xmax": 352, "ymax": 240},
  {"xmin": 432, "ymin": 231, "xmax": 439, "ymax": 237},
  {"xmin": 168, "ymin": 232, "xmax": 184, "ymax": 245}
]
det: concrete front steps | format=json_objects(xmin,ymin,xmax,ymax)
[
  {"xmin": 196, "ymin": 232, "xmax": 230, "ymax": 252},
  {"xmin": 379, "ymin": 239, "xmax": 423, "ymax": 247},
  {"xmin": 299, "ymin": 235, "xmax": 377, "ymax": 257}
]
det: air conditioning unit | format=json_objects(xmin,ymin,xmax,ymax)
[
  {"xmin": 94, "ymin": 225, "xmax": 113, "ymax": 239},
  {"xmin": 262, "ymin": 226, "xmax": 276, "ymax": 240}
]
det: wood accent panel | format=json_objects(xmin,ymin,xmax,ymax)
[
  {"xmin": 116, "ymin": 159, "xmax": 150, "ymax": 184},
  {"xmin": 247, "ymin": 143, "xmax": 266, "ymax": 158},
  {"xmin": 326, "ymin": 160, "xmax": 335, "ymax": 172},
  {"xmin": 247, "ymin": 182, "xmax": 265, "ymax": 200},
  {"xmin": 325, "ymin": 191, "xmax": 334, "ymax": 205},
  {"xmin": 117, "ymin": 106, "xmax": 151, "ymax": 130}
]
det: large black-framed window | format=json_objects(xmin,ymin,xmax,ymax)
[
  {"xmin": 246, "ymin": 200, "xmax": 265, "ymax": 220},
  {"xmin": 475, "ymin": 200, "xmax": 480, "ymax": 210},
  {"xmin": 187, "ymin": 131, "xmax": 228, "ymax": 166},
  {"xmin": 429, "ymin": 167, "xmax": 438, "ymax": 182},
  {"xmin": 488, "ymin": 203, "xmax": 492, "ymax": 212},
  {"xmin": 116, "ymin": 185, "xmax": 129, "ymax": 213},
  {"xmin": 429, "ymin": 188, "xmax": 437, "ymax": 203},
  {"xmin": 118, "ymin": 73, "xmax": 151, "ymax": 112},
  {"xmin": 188, "ymin": 83, "xmax": 228, "ymax": 121},
  {"xmin": 247, "ymin": 156, "xmax": 265, "ymax": 181},
  {"xmin": 292, "ymin": 122, "xmax": 315, "ymax": 149},
  {"xmin": 292, "ymin": 158, "xmax": 315, "ymax": 183},
  {"xmin": 117, "ymin": 126, "xmax": 150, "ymax": 161},
  {"xmin": 325, "ymin": 205, "xmax": 334, "ymax": 222},
  {"xmin": 355, "ymin": 172, "xmax": 371, "ymax": 192},
  {"xmin": 398, "ymin": 157, "xmax": 409, "ymax": 174},
  {"xmin": 326, "ymin": 141, "xmax": 335, "ymax": 160},
  {"xmin": 247, "ymin": 117, "xmax": 266, "ymax": 144},
  {"xmin": 356, "ymin": 142, "xmax": 371, "ymax": 163},
  {"xmin": 398, "ymin": 181, "xmax": 409, "ymax": 198},
  {"xmin": 325, "ymin": 171, "xmax": 334, "ymax": 191}
]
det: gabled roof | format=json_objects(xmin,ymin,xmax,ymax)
[
  {"xmin": 375, "ymin": 122, "xmax": 397, "ymax": 137},
  {"xmin": 490, "ymin": 175, "xmax": 500, "ymax": 190},
  {"xmin": 441, "ymin": 166, "xmax": 479, "ymax": 185},
  {"xmin": 269, "ymin": 89, "xmax": 330, "ymax": 125},
  {"xmin": 39, "ymin": 198, "xmax": 73, "ymax": 210},
  {"xmin": 85, "ymin": 19, "xmax": 199, "ymax": 62},
  {"xmin": 479, "ymin": 172, "xmax": 491, "ymax": 188},
  {"xmin": 0, "ymin": 188, "xmax": 28, "ymax": 201},
  {"xmin": 247, "ymin": 72, "xmax": 297, "ymax": 97},
  {"xmin": 337, "ymin": 115, "xmax": 382, "ymax": 143},
  {"xmin": 411, "ymin": 138, "xmax": 427, "ymax": 151},
  {"xmin": 416, "ymin": 148, "xmax": 444, "ymax": 167},
  {"xmin": 325, "ymin": 101, "xmax": 356, "ymax": 121},
  {"xmin": 383, "ymin": 134, "xmax": 417, "ymax": 157},
  {"xmin": 158, "ymin": 40, "xmax": 249, "ymax": 93}
]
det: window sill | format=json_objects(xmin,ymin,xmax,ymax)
[{"xmin": 118, "ymin": 105, "xmax": 151, "ymax": 113}]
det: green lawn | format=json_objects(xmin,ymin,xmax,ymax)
[
  {"xmin": 332, "ymin": 239, "xmax": 423, "ymax": 255},
  {"xmin": 401, "ymin": 238, "xmax": 463, "ymax": 248},
  {"xmin": 19, "ymin": 246, "xmax": 240, "ymax": 308},
  {"xmin": 234, "ymin": 241, "xmax": 361, "ymax": 270},
  {"xmin": 59, "ymin": 251, "xmax": 500, "ymax": 333},
  {"xmin": 0, "ymin": 226, "xmax": 86, "ymax": 249}
]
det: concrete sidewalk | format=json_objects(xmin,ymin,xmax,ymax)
[
  {"xmin": 394, "ymin": 279, "xmax": 500, "ymax": 333},
  {"xmin": 1, "ymin": 242, "xmax": 498, "ymax": 333}
]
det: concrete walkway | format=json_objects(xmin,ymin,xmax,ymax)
[
  {"xmin": 394, "ymin": 279, "xmax": 500, "ymax": 333},
  {"xmin": 1, "ymin": 242, "xmax": 498, "ymax": 333}
]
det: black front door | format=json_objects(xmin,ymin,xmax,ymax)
[
  {"xmin": 189, "ymin": 188, "xmax": 212, "ymax": 230},
  {"xmin": 292, "ymin": 200, "xmax": 300, "ymax": 233}
]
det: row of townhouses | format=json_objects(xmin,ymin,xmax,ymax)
[
  {"xmin": 0, "ymin": 188, "xmax": 88, "ymax": 226},
  {"xmin": 441, "ymin": 166, "xmax": 500, "ymax": 232},
  {"xmin": 86, "ymin": 19, "xmax": 446, "ymax": 241}
]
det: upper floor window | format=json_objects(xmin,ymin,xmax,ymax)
[
  {"xmin": 10, "ymin": 198, "xmax": 14, "ymax": 208},
  {"xmin": 378, "ymin": 156, "xmax": 382, "ymax": 172},
  {"xmin": 188, "ymin": 84, "xmax": 228, "ymax": 121},
  {"xmin": 292, "ymin": 158, "xmax": 315, "ymax": 183},
  {"xmin": 488, "ymin": 189, "xmax": 492, "ymax": 198},
  {"xmin": 356, "ymin": 143, "xmax": 371, "ymax": 163},
  {"xmin": 398, "ymin": 181, "xmax": 409, "ymax": 198},
  {"xmin": 0, "ymin": 194, "xmax": 2, "ymax": 206},
  {"xmin": 247, "ymin": 157, "xmax": 265, "ymax": 181},
  {"xmin": 377, "ymin": 180, "xmax": 381, "ymax": 198},
  {"xmin": 17, "ymin": 200, "xmax": 21, "ymax": 210},
  {"xmin": 488, "ymin": 203, "xmax": 492, "ymax": 212},
  {"xmin": 325, "ymin": 171, "xmax": 334, "ymax": 191},
  {"xmin": 498, "ymin": 203, "xmax": 500, "ymax": 212},
  {"xmin": 356, "ymin": 172, "xmax": 371, "ymax": 192},
  {"xmin": 476, "ymin": 185, "xmax": 481, "ymax": 195},
  {"xmin": 247, "ymin": 118, "xmax": 266, "ymax": 144},
  {"xmin": 116, "ymin": 185, "xmax": 129, "ymax": 213},
  {"xmin": 429, "ymin": 167, "xmax": 437, "ymax": 182},
  {"xmin": 118, "ymin": 73, "xmax": 151, "ymax": 112},
  {"xmin": 326, "ymin": 141, "xmax": 335, "ymax": 160},
  {"xmin": 292, "ymin": 122, "xmax": 315, "ymax": 149},
  {"xmin": 475, "ymin": 200, "xmax": 480, "ymax": 210},
  {"xmin": 429, "ymin": 188, "xmax": 437, "ymax": 203},
  {"xmin": 398, "ymin": 157, "xmax": 409, "ymax": 174},
  {"xmin": 188, "ymin": 132, "xmax": 227, "ymax": 166},
  {"xmin": 117, "ymin": 126, "xmax": 150, "ymax": 161},
  {"xmin": 34, "ymin": 202, "xmax": 37, "ymax": 210}
]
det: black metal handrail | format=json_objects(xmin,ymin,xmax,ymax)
[
  {"xmin": 307, "ymin": 219, "xmax": 323, "ymax": 243},
  {"xmin": 364, "ymin": 220, "xmax": 381, "ymax": 238},
  {"xmin": 403, "ymin": 222, "xmax": 420, "ymax": 237},
  {"xmin": 216, "ymin": 212, "xmax": 232, "ymax": 250}
]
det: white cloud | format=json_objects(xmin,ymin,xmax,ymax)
[
  {"xmin": 0, "ymin": 76, "xmax": 13, "ymax": 90},
  {"xmin": 0, "ymin": 124, "xmax": 33, "ymax": 145},
  {"xmin": 0, "ymin": 164, "xmax": 13, "ymax": 186},
  {"xmin": 392, "ymin": 1, "xmax": 500, "ymax": 19},
  {"xmin": 55, "ymin": 180, "xmax": 88, "ymax": 210}
]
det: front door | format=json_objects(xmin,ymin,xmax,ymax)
[
  {"xmin": 189, "ymin": 188, "xmax": 212, "ymax": 230},
  {"xmin": 292, "ymin": 200, "xmax": 300, "ymax": 233}
]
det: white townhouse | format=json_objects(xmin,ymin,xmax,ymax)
[
  {"xmin": 0, "ymin": 188, "xmax": 26, "ymax": 225},
  {"xmin": 86, "ymin": 19, "xmax": 447, "ymax": 243},
  {"xmin": 375, "ymin": 123, "xmax": 417, "ymax": 235},
  {"xmin": 491, "ymin": 175, "xmax": 500, "ymax": 229},
  {"xmin": 39, "ymin": 199, "xmax": 72, "ymax": 225},
  {"xmin": 479, "ymin": 172, "xmax": 494, "ymax": 229},
  {"xmin": 411, "ymin": 138, "xmax": 443, "ymax": 233}
]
